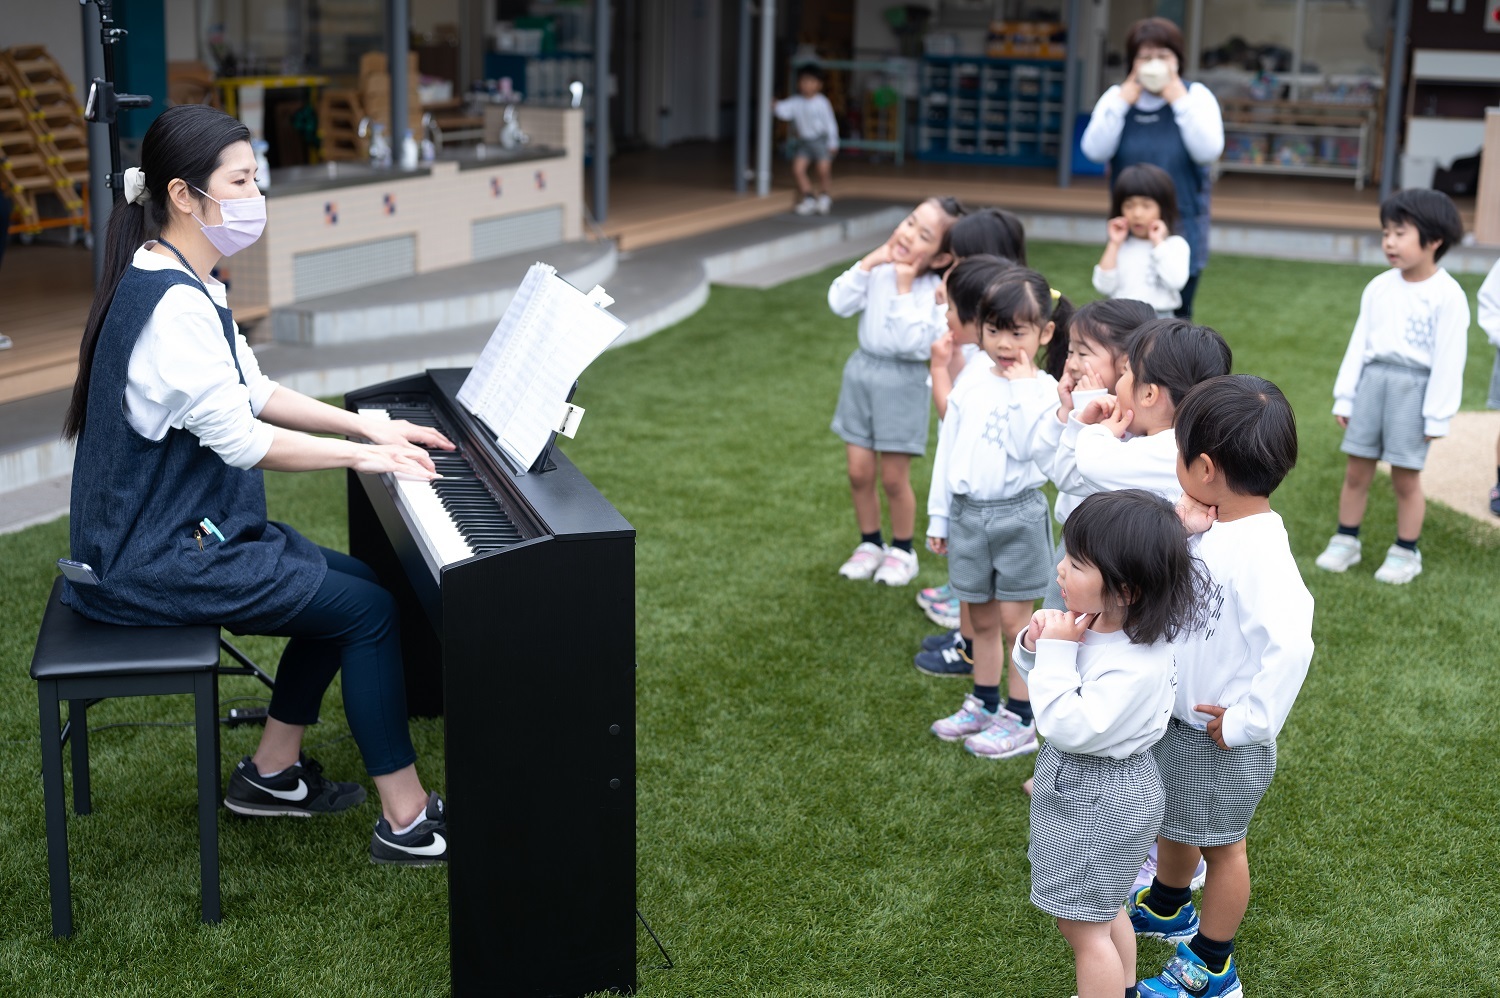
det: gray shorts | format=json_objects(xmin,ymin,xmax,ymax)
[
  {"xmin": 1340, "ymin": 361, "xmax": 1431, "ymax": 471},
  {"xmin": 1489, "ymin": 350, "xmax": 1500, "ymax": 410},
  {"xmin": 790, "ymin": 136, "xmax": 832, "ymax": 162},
  {"xmin": 947, "ymin": 490, "xmax": 1054, "ymax": 603},
  {"xmin": 1030, "ymin": 743, "xmax": 1164, "ymax": 922},
  {"xmin": 831, "ymin": 348, "xmax": 931, "ymax": 455},
  {"xmin": 1153, "ymin": 718, "xmax": 1277, "ymax": 848}
]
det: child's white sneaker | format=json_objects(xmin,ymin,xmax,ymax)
[
  {"xmin": 1313, "ymin": 534, "xmax": 1361, "ymax": 572},
  {"xmin": 873, "ymin": 546, "xmax": 919, "ymax": 586},
  {"xmin": 816, "ymin": 193, "xmax": 832, "ymax": 215},
  {"xmin": 1373, "ymin": 544, "xmax": 1422, "ymax": 584},
  {"xmin": 794, "ymin": 195, "xmax": 818, "ymax": 216},
  {"xmin": 837, "ymin": 542, "xmax": 885, "ymax": 580}
]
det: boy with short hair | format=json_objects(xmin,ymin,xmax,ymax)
[
  {"xmin": 1131, "ymin": 374, "xmax": 1316, "ymax": 998},
  {"xmin": 1315, "ymin": 188, "xmax": 1469, "ymax": 583},
  {"xmin": 774, "ymin": 64, "xmax": 839, "ymax": 216}
]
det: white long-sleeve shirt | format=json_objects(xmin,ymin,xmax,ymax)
[
  {"xmin": 1079, "ymin": 84, "xmax": 1225, "ymax": 166},
  {"xmin": 1172, "ymin": 512, "xmax": 1314, "ymax": 748},
  {"xmin": 773, "ymin": 93, "xmax": 839, "ymax": 149},
  {"xmin": 125, "ymin": 245, "xmax": 277, "ymax": 469},
  {"xmin": 828, "ymin": 263, "xmax": 947, "ymax": 361},
  {"xmin": 1331, "ymin": 267, "xmax": 1470, "ymax": 438},
  {"xmin": 1046, "ymin": 416, "xmax": 1183, "ymax": 506},
  {"xmin": 1012, "ymin": 628, "xmax": 1175, "ymax": 758},
  {"xmin": 1478, "ymin": 259, "xmax": 1500, "ymax": 348},
  {"xmin": 926, "ymin": 369, "xmax": 1058, "ymax": 538},
  {"xmin": 1093, "ymin": 235, "xmax": 1191, "ymax": 312}
]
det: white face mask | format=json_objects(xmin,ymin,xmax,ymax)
[
  {"xmin": 1138, "ymin": 58, "xmax": 1171, "ymax": 95},
  {"xmin": 191, "ymin": 185, "xmax": 266, "ymax": 257}
]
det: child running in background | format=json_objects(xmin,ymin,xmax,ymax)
[
  {"xmin": 1131, "ymin": 375, "xmax": 1315, "ymax": 998},
  {"xmin": 1093, "ymin": 164, "xmax": 1191, "ymax": 318},
  {"xmin": 926, "ymin": 267, "xmax": 1069, "ymax": 759},
  {"xmin": 1480, "ymin": 258, "xmax": 1500, "ymax": 516},
  {"xmin": 1017, "ymin": 489, "xmax": 1206, "ymax": 998},
  {"xmin": 830, "ymin": 197, "xmax": 964, "ymax": 586},
  {"xmin": 1050, "ymin": 318, "xmax": 1232, "ymax": 510},
  {"xmin": 775, "ymin": 64, "xmax": 840, "ymax": 216},
  {"xmin": 1315, "ymin": 188, "xmax": 1467, "ymax": 584},
  {"xmin": 916, "ymin": 254, "xmax": 1016, "ymax": 674}
]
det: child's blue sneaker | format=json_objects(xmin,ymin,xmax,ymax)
[
  {"xmin": 1128, "ymin": 885, "xmax": 1200, "ymax": 943},
  {"xmin": 1138, "ymin": 942, "xmax": 1243, "ymax": 998},
  {"xmin": 920, "ymin": 628, "xmax": 963, "ymax": 653}
]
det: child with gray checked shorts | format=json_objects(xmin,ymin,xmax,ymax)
[
  {"xmin": 1131, "ymin": 375, "xmax": 1315, "ymax": 998},
  {"xmin": 925, "ymin": 267, "xmax": 1070, "ymax": 759},
  {"xmin": 1315, "ymin": 188, "xmax": 1469, "ymax": 584},
  {"xmin": 1014, "ymin": 489, "xmax": 1207, "ymax": 998}
]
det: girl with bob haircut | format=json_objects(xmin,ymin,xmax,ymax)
[
  {"xmin": 1014, "ymin": 488, "xmax": 1207, "ymax": 998},
  {"xmin": 62, "ymin": 103, "xmax": 452, "ymax": 865},
  {"xmin": 1094, "ymin": 163, "xmax": 1191, "ymax": 317}
]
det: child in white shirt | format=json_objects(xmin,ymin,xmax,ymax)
[
  {"xmin": 925, "ymin": 267, "xmax": 1068, "ymax": 759},
  {"xmin": 829, "ymin": 197, "xmax": 963, "ymax": 586},
  {"xmin": 1016, "ymin": 488, "xmax": 1207, "ymax": 998},
  {"xmin": 1132, "ymin": 374, "xmax": 1315, "ymax": 998},
  {"xmin": 1314, "ymin": 188, "xmax": 1469, "ymax": 585},
  {"xmin": 775, "ymin": 64, "xmax": 840, "ymax": 216},
  {"xmin": 1093, "ymin": 164, "xmax": 1191, "ymax": 317}
]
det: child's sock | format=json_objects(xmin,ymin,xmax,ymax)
[
  {"xmin": 973, "ymin": 684, "xmax": 1000, "ymax": 714},
  {"xmin": 890, "ymin": 537, "xmax": 913, "ymax": 553},
  {"xmin": 1187, "ymin": 932, "xmax": 1234, "ymax": 975},
  {"xmin": 1395, "ymin": 536, "xmax": 1419, "ymax": 552},
  {"xmin": 1336, "ymin": 523, "xmax": 1360, "ymax": 538},
  {"xmin": 960, "ymin": 636, "xmax": 974, "ymax": 660},
  {"xmin": 1125, "ymin": 988, "xmax": 1139, "ymax": 998},
  {"xmin": 1144, "ymin": 877, "xmax": 1191, "ymax": 916},
  {"xmin": 861, "ymin": 530, "xmax": 883, "ymax": 547},
  {"xmin": 1005, "ymin": 697, "xmax": 1033, "ymax": 726}
]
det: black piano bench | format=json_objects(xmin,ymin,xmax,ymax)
[{"xmin": 29, "ymin": 577, "xmax": 225, "ymax": 938}]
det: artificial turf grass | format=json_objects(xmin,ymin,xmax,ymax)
[{"xmin": 1, "ymin": 241, "xmax": 1498, "ymax": 995}]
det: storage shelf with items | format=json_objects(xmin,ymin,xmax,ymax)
[
  {"xmin": 1217, "ymin": 91, "xmax": 1379, "ymax": 190},
  {"xmin": 0, "ymin": 45, "xmax": 89, "ymax": 241},
  {"xmin": 917, "ymin": 56, "xmax": 1065, "ymax": 167}
]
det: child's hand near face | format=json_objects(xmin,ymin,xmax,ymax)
[
  {"xmin": 1036, "ymin": 608, "xmax": 1096, "ymax": 644},
  {"xmin": 1056, "ymin": 370, "xmax": 1076, "ymax": 416},
  {"xmin": 1076, "ymin": 361, "xmax": 1104, "ymax": 392},
  {"xmin": 1148, "ymin": 219, "xmax": 1169, "ymax": 246},
  {"xmin": 859, "ymin": 239, "xmax": 894, "ymax": 272},
  {"xmin": 1078, "ymin": 394, "xmax": 1115, "ymax": 425},
  {"xmin": 1107, "ymin": 216, "xmax": 1129, "ymax": 246},
  {"xmin": 1102, "ymin": 399, "xmax": 1134, "ymax": 438},
  {"xmin": 929, "ymin": 330, "xmax": 953, "ymax": 368},
  {"xmin": 1001, "ymin": 349, "xmax": 1039, "ymax": 381},
  {"xmin": 1175, "ymin": 493, "xmax": 1219, "ymax": 534}
]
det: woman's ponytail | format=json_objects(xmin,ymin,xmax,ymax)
[{"xmin": 64, "ymin": 195, "xmax": 148, "ymax": 440}]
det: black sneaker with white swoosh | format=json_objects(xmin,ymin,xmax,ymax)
[
  {"xmin": 223, "ymin": 754, "xmax": 367, "ymax": 817},
  {"xmin": 370, "ymin": 791, "xmax": 448, "ymax": 866}
]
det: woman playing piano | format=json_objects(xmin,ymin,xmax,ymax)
[{"xmin": 61, "ymin": 104, "xmax": 450, "ymax": 866}]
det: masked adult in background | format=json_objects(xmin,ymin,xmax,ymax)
[
  {"xmin": 1081, "ymin": 17, "xmax": 1224, "ymax": 321},
  {"xmin": 60, "ymin": 103, "xmax": 452, "ymax": 865}
]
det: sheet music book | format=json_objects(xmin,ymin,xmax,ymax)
[{"xmin": 457, "ymin": 262, "xmax": 627, "ymax": 472}]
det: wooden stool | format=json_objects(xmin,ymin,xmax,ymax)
[{"xmin": 30, "ymin": 577, "xmax": 224, "ymax": 938}]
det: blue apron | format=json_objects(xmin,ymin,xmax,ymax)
[
  {"xmin": 1111, "ymin": 101, "xmax": 1211, "ymax": 276},
  {"xmin": 64, "ymin": 245, "xmax": 326, "ymax": 632}
]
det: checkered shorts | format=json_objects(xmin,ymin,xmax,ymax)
[
  {"xmin": 1154, "ymin": 718, "xmax": 1277, "ymax": 848},
  {"xmin": 1029, "ymin": 742, "xmax": 1164, "ymax": 922},
  {"xmin": 947, "ymin": 490, "xmax": 1054, "ymax": 603},
  {"xmin": 1341, "ymin": 361, "xmax": 1431, "ymax": 470}
]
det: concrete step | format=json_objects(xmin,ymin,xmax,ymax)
[{"xmin": 271, "ymin": 240, "xmax": 618, "ymax": 346}]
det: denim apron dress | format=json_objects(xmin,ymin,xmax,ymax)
[
  {"xmin": 64, "ymin": 244, "xmax": 326, "ymax": 632},
  {"xmin": 1111, "ymin": 101, "xmax": 1211, "ymax": 278}
]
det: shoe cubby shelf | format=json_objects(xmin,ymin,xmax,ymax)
[{"xmin": 917, "ymin": 56, "xmax": 1066, "ymax": 167}]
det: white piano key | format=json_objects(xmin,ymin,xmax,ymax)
[{"xmin": 360, "ymin": 406, "xmax": 473, "ymax": 572}]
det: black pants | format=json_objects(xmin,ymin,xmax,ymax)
[
  {"xmin": 1174, "ymin": 273, "xmax": 1202, "ymax": 321},
  {"xmin": 264, "ymin": 547, "xmax": 416, "ymax": 776}
]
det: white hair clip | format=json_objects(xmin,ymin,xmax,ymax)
[{"xmin": 122, "ymin": 166, "xmax": 150, "ymax": 205}]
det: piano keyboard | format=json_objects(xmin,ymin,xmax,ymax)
[{"xmin": 360, "ymin": 404, "xmax": 524, "ymax": 576}]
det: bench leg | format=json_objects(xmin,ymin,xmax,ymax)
[
  {"xmin": 38, "ymin": 681, "xmax": 72, "ymax": 938},
  {"xmin": 68, "ymin": 699, "xmax": 90, "ymax": 815},
  {"xmin": 194, "ymin": 670, "xmax": 221, "ymax": 924}
]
